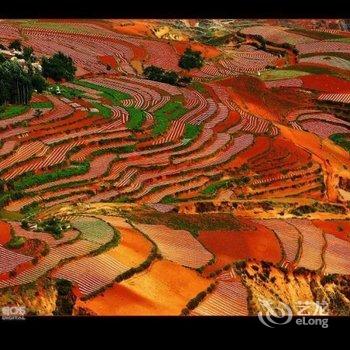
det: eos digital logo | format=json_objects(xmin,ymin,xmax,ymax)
[{"xmin": 1, "ymin": 306, "xmax": 26, "ymax": 320}]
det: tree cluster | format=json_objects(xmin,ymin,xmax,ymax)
[
  {"xmin": 143, "ymin": 65, "xmax": 192, "ymax": 86},
  {"xmin": 42, "ymin": 51, "xmax": 77, "ymax": 82},
  {"xmin": 54, "ymin": 279, "xmax": 76, "ymax": 316},
  {"xmin": 0, "ymin": 59, "xmax": 47, "ymax": 105},
  {"xmin": 0, "ymin": 60, "xmax": 34, "ymax": 105},
  {"xmin": 0, "ymin": 43, "xmax": 76, "ymax": 106},
  {"xmin": 2, "ymin": 40, "xmax": 36, "ymax": 62}
]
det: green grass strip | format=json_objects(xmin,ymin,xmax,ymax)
[
  {"xmin": 284, "ymin": 64, "xmax": 350, "ymax": 81},
  {"xmin": 75, "ymin": 80, "xmax": 131, "ymax": 104},
  {"xmin": 288, "ymin": 28, "xmax": 345, "ymax": 41},
  {"xmin": 0, "ymin": 105, "xmax": 30, "ymax": 120},
  {"xmin": 258, "ymin": 69, "xmax": 309, "ymax": 81},
  {"xmin": 90, "ymin": 102, "xmax": 113, "ymax": 118},
  {"xmin": 30, "ymin": 101, "xmax": 53, "ymax": 109},
  {"xmin": 11, "ymin": 161, "xmax": 90, "ymax": 191},
  {"xmin": 184, "ymin": 123, "xmax": 201, "ymax": 141},
  {"xmin": 126, "ymin": 106, "xmax": 146, "ymax": 130},
  {"xmin": 191, "ymin": 81, "xmax": 206, "ymax": 93},
  {"xmin": 330, "ymin": 133, "xmax": 350, "ymax": 153},
  {"xmin": 201, "ymin": 177, "xmax": 250, "ymax": 197},
  {"xmin": 153, "ymin": 100, "xmax": 187, "ymax": 136}
]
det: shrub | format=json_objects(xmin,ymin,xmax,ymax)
[
  {"xmin": 181, "ymin": 308, "xmax": 190, "ymax": 316},
  {"xmin": 321, "ymin": 274, "xmax": 338, "ymax": 285},
  {"xmin": 31, "ymin": 73, "xmax": 47, "ymax": 93},
  {"xmin": 179, "ymin": 48, "xmax": 204, "ymax": 70},
  {"xmin": 11, "ymin": 161, "xmax": 89, "ymax": 190},
  {"xmin": 290, "ymin": 205, "xmax": 316, "ymax": 216},
  {"xmin": 143, "ymin": 65, "xmax": 192, "ymax": 86},
  {"xmin": 235, "ymin": 260, "xmax": 247, "ymax": 270},
  {"xmin": 54, "ymin": 279, "xmax": 76, "ymax": 316},
  {"xmin": 330, "ymin": 133, "xmax": 350, "ymax": 152},
  {"xmin": 186, "ymin": 291, "xmax": 207, "ymax": 310},
  {"xmin": 0, "ymin": 53, "xmax": 6, "ymax": 64},
  {"xmin": 23, "ymin": 46, "xmax": 34, "ymax": 62},
  {"xmin": 42, "ymin": 52, "xmax": 76, "ymax": 82},
  {"xmin": 6, "ymin": 236, "xmax": 26, "ymax": 249},
  {"xmin": 9, "ymin": 39, "xmax": 22, "ymax": 51},
  {"xmin": 39, "ymin": 217, "xmax": 70, "ymax": 239},
  {"xmin": 21, "ymin": 220, "xmax": 30, "ymax": 229}
]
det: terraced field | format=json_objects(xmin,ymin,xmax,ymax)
[{"xmin": 0, "ymin": 19, "xmax": 350, "ymax": 317}]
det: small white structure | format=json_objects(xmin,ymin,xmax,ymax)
[{"xmin": 31, "ymin": 62, "xmax": 42, "ymax": 72}]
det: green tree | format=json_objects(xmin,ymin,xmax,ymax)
[
  {"xmin": 0, "ymin": 60, "xmax": 33, "ymax": 105},
  {"xmin": 163, "ymin": 71, "xmax": 179, "ymax": 85},
  {"xmin": 23, "ymin": 46, "xmax": 34, "ymax": 62},
  {"xmin": 178, "ymin": 76, "xmax": 192, "ymax": 86},
  {"xmin": 143, "ymin": 65, "xmax": 191, "ymax": 86},
  {"xmin": 31, "ymin": 73, "xmax": 47, "ymax": 93},
  {"xmin": 42, "ymin": 51, "xmax": 76, "ymax": 82},
  {"xmin": 9, "ymin": 39, "xmax": 22, "ymax": 51},
  {"xmin": 143, "ymin": 65, "xmax": 165, "ymax": 81},
  {"xmin": 179, "ymin": 48, "xmax": 204, "ymax": 70},
  {"xmin": 0, "ymin": 53, "xmax": 6, "ymax": 64}
]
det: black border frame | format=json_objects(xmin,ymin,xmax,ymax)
[
  {"xmin": 0, "ymin": 0, "xmax": 349, "ymax": 333},
  {"xmin": 0, "ymin": 0, "xmax": 349, "ymax": 19}
]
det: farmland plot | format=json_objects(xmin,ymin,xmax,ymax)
[
  {"xmin": 257, "ymin": 219, "xmax": 301, "ymax": 263},
  {"xmin": 134, "ymin": 223, "xmax": 213, "ymax": 269},
  {"xmin": 0, "ymin": 246, "xmax": 32, "ymax": 274},
  {"xmin": 324, "ymin": 233, "xmax": 350, "ymax": 275},
  {"xmin": 52, "ymin": 215, "xmax": 153, "ymax": 296},
  {"xmin": 0, "ymin": 240, "xmax": 99, "ymax": 288},
  {"xmin": 191, "ymin": 280, "xmax": 248, "ymax": 316},
  {"xmin": 70, "ymin": 216, "xmax": 115, "ymax": 245},
  {"xmin": 286, "ymin": 219, "xmax": 325, "ymax": 271},
  {"xmin": 75, "ymin": 260, "xmax": 211, "ymax": 316}
]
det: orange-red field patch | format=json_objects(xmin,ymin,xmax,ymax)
[
  {"xmin": 172, "ymin": 41, "xmax": 221, "ymax": 59},
  {"xmin": 0, "ymin": 221, "xmax": 11, "ymax": 245},
  {"xmin": 301, "ymin": 74, "xmax": 350, "ymax": 93},
  {"xmin": 110, "ymin": 20, "xmax": 154, "ymax": 37},
  {"xmin": 198, "ymin": 220, "xmax": 282, "ymax": 275},
  {"xmin": 98, "ymin": 55, "xmax": 117, "ymax": 68},
  {"xmin": 223, "ymin": 136, "xmax": 271, "ymax": 170},
  {"xmin": 75, "ymin": 260, "xmax": 212, "ymax": 315},
  {"xmin": 220, "ymin": 75, "xmax": 314, "ymax": 121},
  {"xmin": 313, "ymin": 220, "xmax": 350, "ymax": 242},
  {"xmin": 213, "ymin": 111, "xmax": 240, "ymax": 133}
]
